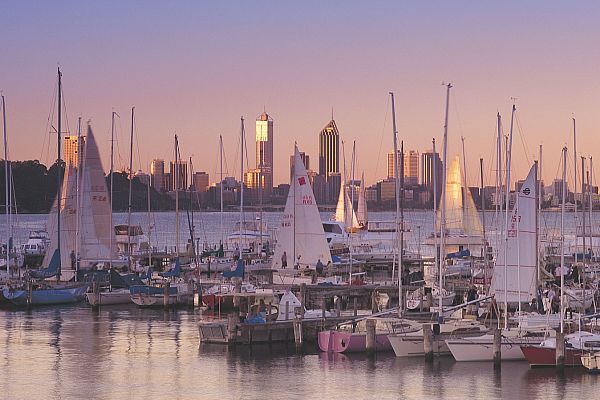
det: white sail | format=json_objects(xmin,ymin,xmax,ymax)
[
  {"xmin": 357, "ymin": 172, "xmax": 368, "ymax": 227},
  {"xmin": 43, "ymin": 164, "xmax": 78, "ymax": 270},
  {"xmin": 78, "ymin": 125, "xmax": 115, "ymax": 263},
  {"xmin": 335, "ymin": 179, "xmax": 359, "ymax": 230},
  {"xmin": 436, "ymin": 156, "xmax": 483, "ymax": 236},
  {"xmin": 490, "ymin": 163, "xmax": 537, "ymax": 303},
  {"xmin": 273, "ymin": 147, "xmax": 331, "ymax": 268}
]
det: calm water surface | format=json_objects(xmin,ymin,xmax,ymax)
[{"xmin": 0, "ymin": 305, "xmax": 599, "ymax": 400}]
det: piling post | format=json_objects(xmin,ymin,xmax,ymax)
[
  {"xmin": 227, "ymin": 313, "xmax": 238, "ymax": 346},
  {"xmin": 423, "ymin": 323, "xmax": 434, "ymax": 362},
  {"xmin": 163, "ymin": 281, "xmax": 170, "ymax": 310},
  {"xmin": 233, "ymin": 280, "xmax": 241, "ymax": 308},
  {"xmin": 556, "ymin": 331, "xmax": 565, "ymax": 370},
  {"xmin": 321, "ymin": 298, "xmax": 326, "ymax": 319},
  {"xmin": 92, "ymin": 281, "xmax": 100, "ymax": 310},
  {"xmin": 300, "ymin": 283, "xmax": 306, "ymax": 317},
  {"xmin": 335, "ymin": 296, "xmax": 341, "ymax": 317},
  {"xmin": 27, "ymin": 279, "xmax": 32, "ymax": 308},
  {"xmin": 293, "ymin": 316, "xmax": 303, "ymax": 353},
  {"xmin": 353, "ymin": 297, "xmax": 358, "ymax": 317},
  {"xmin": 371, "ymin": 290, "xmax": 378, "ymax": 314},
  {"xmin": 493, "ymin": 327, "xmax": 501, "ymax": 369},
  {"xmin": 285, "ymin": 301, "xmax": 290, "ymax": 321},
  {"xmin": 426, "ymin": 291, "xmax": 433, "ymax": 312},
  {"xmin": 366, "ymin": 318, "xmax": 377, "ymax": 355}
]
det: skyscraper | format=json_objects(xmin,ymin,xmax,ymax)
[
  {"xmin": 63, "ymin": 135, "xmax": 85, "ymax": 168},
  {"xmin": 169, "ymin": 160, "xmax": 188, "ymax": 191},
  {"xmin": 255, "ymin": 111, "xmax": 273, "ymax": 198},
  {"xmin": 193, "ymin": 171, "xmax": 209, "ymax": 192},
  {"xmin": 150, "ymin": 159, "xmax": 165, "ymax": 192},
  {"xmin": 421, "ymin": 151, "xmax": 443, "ymax": 190},
  {"xmin": 318, "ymin": 119, "xmax": 340, "ymax": 203},
  {"xmin": 387, "ymin": 149, "xmax": 419, "ymax": 186}
]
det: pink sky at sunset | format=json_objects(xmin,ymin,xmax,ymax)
[{"xmin": 2, "ymin": 2, "xmax": 600, "ymax": 189}]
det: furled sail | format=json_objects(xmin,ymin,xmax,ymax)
[
  {"xmin": 335, "ymin": 177, "xmax": 359, "ymax": 230},
  {"xmin": 357, "ymin": 172, "xmax": 368, "ymax": 227}
]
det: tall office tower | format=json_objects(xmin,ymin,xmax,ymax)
[
  {"xmin": 420, "ymin": 151, "xmax": 443, "ymax": 189},
  {"xmin": 63, "ymin": 135, "xmax": 86, "ymax": 168},
  {"xmin": 193, "ymin": 171, "xmax": 209, "ymax": 192},
  {"xmin": 387, "ymin": 149, "xmax": 419, "ymax": 186},
  {"xmin": 150, "ymin": 159, "xmax": 165, "ymax": 192},
  {"xmin": 169, "ymin": 160, "xmax": 188, "ymax": 191},
  {"xmin": 255, "ymin": 111, "xmax": 273, "ymax": 198},
  {"xmin": 318, "ymin": 119, "xmax": 340, "ymax": 203},
  {"xmin": 290, "ymin": 152, "xmax": 310, "ymax": 180}
]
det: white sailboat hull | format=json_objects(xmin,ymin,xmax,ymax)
[
  {"xmin": 86, "ymin": 289, "xmax": 132, "ymax": 306},
  {"xmin": 445, "ymin": 334, "xmax": 541, "ymax": 361}
]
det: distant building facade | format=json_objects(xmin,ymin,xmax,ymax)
[
  {"xmin": 255, "ymin": 111, "xmax": 273, "ymax": 198},
  {"xmin": 150, "ymin": 159, "xmax": 165, "ymax": 192},
  {"xmin": 318, "ymin": 119, "xmax": 340, "ymax": 203},
  {"xmin": 63, "ymin": 135, "xmax": 85, "ymax": 168}
]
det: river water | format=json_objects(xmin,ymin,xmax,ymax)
[
  {"xmin": 0, "ymin": 210, "xmax": 597, "ymax": 399},
  {"xmin": 0, "ymin": 305, "xmax": 599, "ymax": 400}
]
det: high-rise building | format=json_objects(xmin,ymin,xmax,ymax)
[
  {"xmin": 150, "ymin": 159, "xmax": 165, "ymax": 192},
  {"xmin": 255, "ymin": 111, "xmax": 273, "ymax": 198},
  {"xmin": 421, "ymin": 151, "xmax": 443, "ymax": 189},
  {"xmin": 193, "ymin": 171, "xmax": 209, "ymax": 192},
  {"xmin": 290, "ymin": 152, "xmax": 310, "ymax": 180},
  {"xmin": 63, "ymin": 135, "xmax": 85, "ymax": 168},
  {"xmin": 318, "ymin": 119, "xmax": 340, "ymax": 203},
  {"xmin": 387, "ymin": 149, "xmax": 419, "ymax": 186},
  {"xmin": 169, "ymin": 160, "xmax": 188, "ymax": 191}
]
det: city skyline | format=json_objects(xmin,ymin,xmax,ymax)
[{"xmin": 2, "ymin": 2, "xmax": 600, "ymax": 189}]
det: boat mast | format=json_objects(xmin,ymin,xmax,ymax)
[
  {"xmin": 350, "ymin": 140, "xmax": 356, "ymax": 283},
  {"xmin": 495, "ymin": 113, "xmax": 502, "ymax": 236},
  {"xmin": 560, "ymin": 146, "xmax": 567, "ymax": 334},
  {"xmin": 582, "ymin": 156, "xmax": 586, "ymax": 278},
  {"xmin": 389, "ymin": 92, "xmax": 400, "ymax": 290},
  {"xmin": 480, "ymin": 157, "xmax": 487, "ymax": 292},
  {"xmin": 293, "ymin": 143, "xmax": 296, "ymax": 267},
  {"xmin": 147, "ymin": 161, "xmax": 152, "ymax": 270},
  {"xmin": 57, "ymin": 67, "xmax": 62, "ymax": 281},
  {"xmin": 573, "ymin": 118, "xmax": 578, "ymax": 267},
  {"xmin": 439, "ymin": 83, "xmax": 452, "ymax": 313},
  {"xmin": 75, "ymin": 116, "xmax": 81, "ymax": 281},
  {"xmin": 2, "ymin": 95, "xmax": 9, "ymax": 275},
  {"xmin": 109, "ymin": 111, "xmax": 116, "ymax": 269},
  {"xmin": 240, "ymin": 117, "xmax": 245, "ymax": 252},
  {"xmin": 399, "ymin": 140, "xmax": 405, "ymax": 315},
  {"xmin": 219, "ymin": 135, "xmax": 224, "ymax": 246},
  {"xmin": 175, "ymin": 134, "xmax": 180, "ymax": 255},
  {"xmin": 589, "ymin": 157, "xmax": 594, "ymax": 262},
  {"xmin": 432, "ymin": 138, "xmax": 439, "ymax": 299},
  {"xmin": 537, "ymin": 145, "xmax": 542, "ymax": 284},
  {"xmin": 502, "ymin": 104, "xmax": 516, "ymax": 329},
  {"xmin": 127, "ymin": 107, "xmax": 134, "ymax": 269}
]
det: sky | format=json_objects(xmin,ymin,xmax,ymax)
[{"xmin": 2, "ymin": 1, "xmax": 600, "ymax": 189}]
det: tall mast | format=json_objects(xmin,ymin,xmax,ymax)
[
  {"xmin": 582, "ymin": 156, "xmax": 586, "ymax": 275},
  {"xmin": 502, "ymin": 104, "xmax": 516, "ymax": 329},
  {"xmin": 560, "ymin": 146, "xmax": 567, "ymax": 334},
  {"xmin": 399, "ymin": 140, "xmax": 405, "ymax": 315},
  {"xmin": 293, "ymin": 143, "xmax": 296, "ymax": 266},
  {"xmin": 350, "ymin": 140, "xmax": 356, "ymax": 283},
  {"xmin": 147, "ymin": 161, "xmax": 152, "ymax": 270},
  {"xmin": 175, "ymin": 134, "xmax": 180, "ymax": 255},
  {"xmin": 495, "ymin": 113, "xmax": 502, "ymax": 235},
  {"xmin": 432, "ymin": 138, "xmax": 439, "ymax": 300},
  {"xmin": 480, "ymin": 157, "xmax": 487, "ymax": 292},
  {"xmin": 219, "ymin": 135, "xmax": 224, "ymax": 245},
  {"xmin": 127, "ymin": 107, "xmax": 134, "ymax": 268},
  {"xmin": 439, "ymin": 83, "xmax": 452, "ymax": 312},
  {"xmin": 240, "ymin": 117, "xmax": 245, "ymax": 251},
  {"xmin": 109, "ymin": 111, "xmax": 116, "ymax": 269},
  {"xmin": 57, "ymin": 67, "xmax": 62, "ymax": 281},
  {"xmin": 2, "ymin": 95, "xmax": 9, "ymax": 275},
  {"xmin": 75, "ymin": 116, "xmax": 81, "ymax": 281},
  {"xmin": 537, "ymin": 145, "xmax": 542, "ymax": 284},
  {"xmin": 573, "ymin": 118, "xmax": 578, "ymax": 266},
  {"xmin": 389, "ymin": 92, "xmax": 400, "ymax": 299},
  {"xmin": 590, "ymin": 157, "xmax": 594, "ymax": 262}
]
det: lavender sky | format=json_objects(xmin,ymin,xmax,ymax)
[{"xmin": 2, "ymin": 1, "xmax": 600, "ymax": 188}]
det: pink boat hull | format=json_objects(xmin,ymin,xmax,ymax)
[{"xmin": 318, "ymin": 330, "xmax": 392, "ymax": 353}]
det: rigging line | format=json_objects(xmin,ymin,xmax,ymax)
[
  {"xmin": 41, "ymin": 80, "xmax": 58, "ymax": 165},
  {"xmin": 373, "ymin": 95, "xmax": 390, "ymax": 186},
  {"xmin": 514, "ymin": 112, "xmax": 531, "ymax": 167}
]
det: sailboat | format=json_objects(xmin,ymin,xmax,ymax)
[
  {"xmin": 3, "ymin": 69, "xmax": 89, "ymax": 306},
  {"xmin": 272, "ymin": 146, "xmax": 331, "ymax": 280}
]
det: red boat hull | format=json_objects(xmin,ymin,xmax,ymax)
[{"xmin": 520, "ymin": 345, "xmax": 584, "ymax": 367}]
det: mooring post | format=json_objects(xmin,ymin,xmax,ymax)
[
  {"xmin": 293, "ymin": 316, "xmax": 303, "ymax": 353},
  {"xmin": 163, "ymin": 281, "xmax": 170, "ymax": 310},
  {"xmin": 92, "ymin": 281, "xmax": 100, "ymax": 310},
  {"xmin": 423, "ymin": 323, "xmax": 434, "ymax": 362},
  {"xmin": 285, "ymin": 301, "xmax": 290, "ymax": 321},
  {"xmin": 321, "ymin": 298, "xmax": 326, "ymax": 319},
  {"xmin": 426, "ymin": 291, "xmax": 433, "ymax": 312},
  {"xmin": 371, "ymin": 291, "xmax": 378, "ymax": 314},
  {"xmin": 493, "ymin": 327, "xmax": 502, "ymax": 369},
  {"xmin": 227, "ymin": 312, "xmax": 238, "ymax": 346},
  {"xmin": 353, "ymin": 297, "xmax": 358, "ymax": 317},
  {"xmin": 335, "ymin": 296, "xmax": 341, "ymax": 317},
  {"xmin": 556, "ymin": 330, "xmax": 565, "ymax": 370},
  {"xmin": 27, "ymin": 279, "xmax": 32, "ymax": 308},
  {"xmin": 366, "ymin": 318, "xmax": 377, "ymax": 355},
  {"xmin": 300, "ymin": 283, "xmax": 306, "ymax": 317}
]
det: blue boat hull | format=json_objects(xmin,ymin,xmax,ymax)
[{"xmin": 2, "ymin": 285, "xmax": 89, "ymax": 306}]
